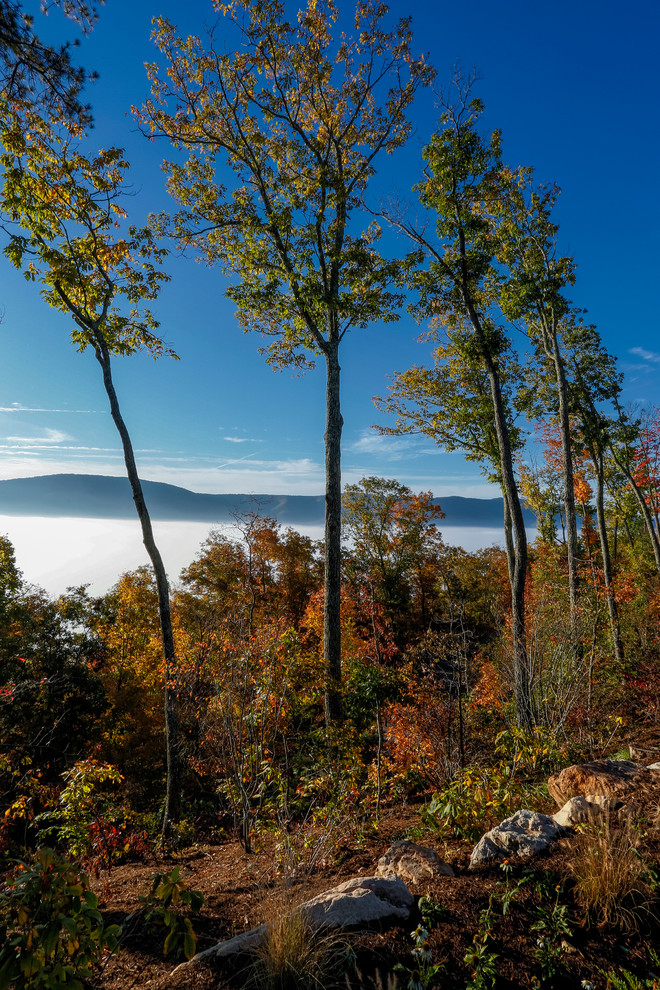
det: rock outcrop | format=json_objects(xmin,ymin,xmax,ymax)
[
  {"xmin": 469, "ymin": 809, "xmax": 566, "ymax": 868},
  {"xmin": 180, "ymin": 874, "xmax": 413, "ymax": 968},
  {"xmin": 376, "ymin": 840, "xmax": 454, "ymax": 884},
  {"xmin": 547, "ymin": 759, "xmax": 660, "ymax": 809}
]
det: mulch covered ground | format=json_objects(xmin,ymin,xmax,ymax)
[{"xmin": 90, "ymin": 800, "xmax": 660, "ymax": 990}]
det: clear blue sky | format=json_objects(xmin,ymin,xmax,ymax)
[{"xmin": 1, "ymin": 0, "xmax": 658, "ymax": 498}]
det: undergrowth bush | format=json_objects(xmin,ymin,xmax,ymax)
[
  {"xmin": 0, "ymin": 847, "xmax": 120, "ymax": 989},
  {"xmin": 37, "ymin": 760, "xmax": 123, "ymax": 860},
  {"xmin": 423, "ymin": 762, "xmax": 545, "ymax": 841},
  {"xmin": 134, "ymin": 866, "xmax": 204, "ymax": 961},
  {"xmin": 602, "ymin": 948, "xmax": 660, "ymax": 988}
]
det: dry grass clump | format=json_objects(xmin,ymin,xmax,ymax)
[
  {"xmin": 566, "ymin": 817, "xmax": 658, "ymax": 932},
  {"xmin": 245, "ymin": 905, "xmax": 354, "ymax": 990}
]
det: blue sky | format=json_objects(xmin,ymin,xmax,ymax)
[{"xmin": 1, "ymin": 0, "xmax": 658, "ymax": 498}]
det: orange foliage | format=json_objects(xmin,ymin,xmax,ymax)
[
  {"xmin": 471, "ymin": 660, "xmax": 505, "ymax": 712},
  {"xmin": 379, "ymin": 679, "xmax": 459, "ymax": 793}
]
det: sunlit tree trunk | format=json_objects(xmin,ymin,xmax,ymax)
[
  {"xmin": 92, "ymin": 329, "xmax": 180, "ymax": 833},
  {"xmin": 591, "ymin": 449, "xmax": 623, "ymax": 663}
]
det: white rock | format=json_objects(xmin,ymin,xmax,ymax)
[
  {"xmin": 178, "ymin": 874, "xmax": 413, "ymax": 968},
  {"xmin": 552, "ymin": 793, "xmax": 621, "ymax": 827},
  {"xmin": 469, "ymin": 809, "xmax": 566, "ymax": 868},
  {"xmin": 376, "ymin": 840, "xmax": 454, "ymax": 883},
  {"xmin": 300, "ymin": 874, "xmax": 413, "ymax": 928}
]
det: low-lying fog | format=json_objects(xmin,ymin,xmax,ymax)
[{"xmin": 0, "ymin": 515, "xmax": 534, "ymax": 598}]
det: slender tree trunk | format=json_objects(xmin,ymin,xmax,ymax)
[
  {"xmin": 92, "ymin": 333, "xmax": 180, "ymax": 832},
  {"xmin": 472, "ymin": 327, "xmax": 531, "ymax": 728},
  {"xmin": 613, "ymin": 519, "xmax": 618, "ymax": 561},
  {"xmin": 503, "ymin": 486, "xmax": 515, "ymax": 589},
  {"xmin": 549, "ymin": 333, "xmax": 580, "ymax": 610},
  {"xmin": 375, "ymin": 695, "xmax": 382, "ymax": 822},
  {"xmin": 324, "ymin": 340, "xmax": 343, "ymax": 724},
  {"xmin": 592, "ymin": 449, "xmax": 623, "ymax": 662},
  {"xmin": 460, "ymin": 278, "xmax": 531, "ymax": 727},
  {"xmin": 479, "ymin": 341, "xmax": 531, "ymax": 729}
]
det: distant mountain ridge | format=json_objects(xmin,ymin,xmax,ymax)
[{"xmin": 0, "ymin": 474, "xmax": 537, "ymax": 528}]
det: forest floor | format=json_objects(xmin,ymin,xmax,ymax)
[{"xmin": 90, "ymin": 798, "xmax": 660, "ymax": 990}]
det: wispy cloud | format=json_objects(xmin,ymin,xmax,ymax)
[
  {"xmin": 0, "ymin": 402, "xmax": 95, "ymax": 413},
  {"xmin": 223, "ymin": 436, "xmax": 262, "ymax": 444},
  {"xmin": 0, "ymin": 447, "xmax": 499, "ymax": 500},
  {"xmin": 350, "ymin": 430, "xmax": 427, "ymax": 459},
  {"xmin": 4, "ymin": 428, "xmax": 74, "ymax": 445},
  {"xmin": 629, "ymin": 347, "xmax": 660, "ymax": 364}
]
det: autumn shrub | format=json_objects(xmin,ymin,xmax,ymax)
[
  {"xmin": 524, "ymin": 601, "xmax": 596, "ymax": 736},
  {"xmin": 493, "ymin": 726, "xmax": 568, "ymax": 778},
  {"xmin": 423, "ymin": 763, "xmax": 545, "ymax": 841},
  {"xmin": 289, "ymin": 728, "xmax": 376, "ymax": 853},
  {"xmin": 194, "ymin": 625, "xmax": 302, "ymax": 852},
  {"xmin": 0, "ymin": 847, "xmax": 120, "ymax": 989},
  {"xmin": 566, "ymin": 819, "xmax": 658, "ymax": 931},
  {"xmin": 271, "ymin": 779, "xmax": 369, "ymax": 885},
  {"xmin": 37, "ymin": 759, "xmax": 123, "ymax": 860},
  {"xmin": 377, "ymin": 680, "xmax": 463, "ymax": 798},
  {"xmin": 0, "ymin": 754, "xmax": 58, "ymax": 861}
]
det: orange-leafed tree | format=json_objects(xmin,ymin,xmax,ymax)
[{"xmin": 342, "ymin": 477, "xmax": 444, "ymax": 648}]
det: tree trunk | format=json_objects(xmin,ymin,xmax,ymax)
[
  {"xmin": 459, "ymin": 261, "xmax": 531, "ymax": 728},
  {"xmin": 323, "ymin": 341, "xmax": 343, "ymax": 724},
  {"xmin": 468, "ymin": 315, "xmax": 531, "ymax": 729},
  {"xmin": 502, "ymin": 486, "xmax": 515, "ymax": 588},
  {"xmin": 592, "ymin": 449, "xmax": 623, "ymax": 662},
  {"xmin": 92, "ymin": 333, "xmax": 180, "ymax": 833},
  {"xmin": 550, "ymin": 332, "xmax": 580, "ymax": 610}
]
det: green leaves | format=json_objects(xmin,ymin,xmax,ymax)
[
  {"xmin": 140, "ymin": 0, "xmax": 433, "ymax": 361},
  {"xmin": 0, "ymin": 101, "xmax": 173, "ymax": 362},
  {"xmin": 137, "ymin": 867, "xmax": 205, "ymax": 961},
  {"xmin": 0, "ymin": 848, "xmax": 120, "ymax": 989}
]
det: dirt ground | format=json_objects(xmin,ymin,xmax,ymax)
[{"xmin": 89, "ymin": 800, "xmax": 660, "ymax": 990}]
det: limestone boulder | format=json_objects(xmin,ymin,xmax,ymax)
[
  {"xmin": 469, "ymin": 809, "xmax": 566, "ymax": 869},
  {"xmin": 181, "ymin": 874, "xmax": 413, "ymax": 968},
  {"xmin": 552, "ymin": 794, "xmax": 622, "ymax": 827},
  {"xmin": 376, "ymin": 840, "xmax": 454, "ymax": 884},
  {"xmin": 299, "ymin": 874, "xmax": 413, "ymax": 928},
  {"xmin": 547, "ymin": 759, "xmax": 660, "ymax": 808}
]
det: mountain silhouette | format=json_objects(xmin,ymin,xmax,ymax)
[{"xmin": 0, "ymin": 474, "xmax": 537, "ymax": 528}]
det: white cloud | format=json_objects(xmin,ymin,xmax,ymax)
[
  {"xmin": 350, "ymin": 430, "xmax": 427, "ymax": 459},
  {"xmin": 629, "ymin": 347, "xmax": 660, "ymax": 364},
  {"xmin": 0, "ymin": 403, "xmax": 94, "ymax": 413},
  {"xmin": 223, "ymin": 436, "xmax": 262, "ymax": 444},
  {"xmin": 4, "ymin": 428, "xmax": 74, "ymax": 445}
]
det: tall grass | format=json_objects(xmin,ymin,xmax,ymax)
[
  {"xmin": 566, "ymin": 818, "xmax": 658, "ymax": 932},
  {"xmin": 245, "ymin": 904, "xmax": 354, "ymax": 990}
]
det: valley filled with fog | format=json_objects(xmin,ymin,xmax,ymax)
[{"xmin": 0, "ymin": 515, "xmax": 524, "ymax": 596}]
